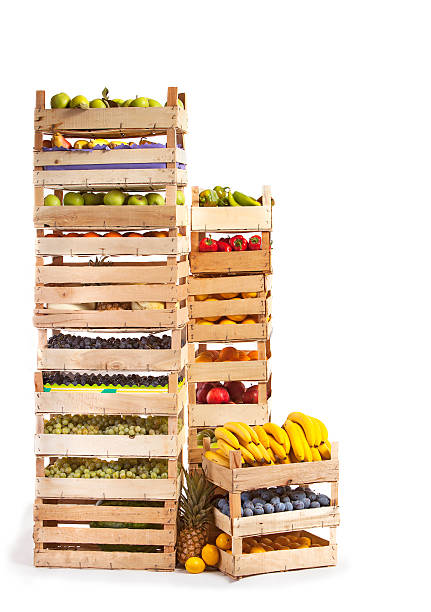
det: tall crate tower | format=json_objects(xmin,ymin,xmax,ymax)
[
  {"xmin": 33, "ymin": 87, "xmax": 188, "ymax": 571},
  {"xmin": 187, "ymin": 186, "xmax": 273, "ymax": 471}
]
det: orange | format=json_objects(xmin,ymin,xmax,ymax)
[
  {"xmin": 195, "ymin": 294, "xmax": 209, "ymax": 301},
  {"xmin": 215, "ymin": 533, "xmax": 232, "ymax": 551},
  {"xmin": 237, "ymin": 351, "xmax": 250, "ymax": 361},
  {"xmin": 195, "ymin": 351, "xmax": 215, "ymax": 363},
  {"xmin": 104, "ymin": 231, "xmax": 122, "ymax": 237},
  {"xmin": 218, "ymin": 318, "xmax": 236, "ymax": 325},
  {"xmin": 241, "ymin": 317, "xmax": 257, "ymax": 324},
  {"xmin": 247, "ymin": 350, "xmax": 259, "ymax": 360},
  {"xmin": 201, "ymin": 544, "xmax": 219, "ymax": 566},
  {"xmin": 241, "ymin": 291, "xmax": 257, "ymax": 298},
  {"xmin": 196, "ymin": 319, "xmax": 213, "ymax": 325},
  {"xmin": 219, "ymin": 292, "xmax": 239, "ymax": 299},
  {"xmin": 83, "ymin": 232, "xmax": 100, "ymax": 238},
  {"xmin": 124, "ymin": 232, "xmax": 142, "ymax": 237},
  {"xmin": 66, "ymin": 232, "xmax": 81, "ymax": 237},
  {"xmin": 185, "ymin": 557, "xmax": 206, "ymax": 574},
  {"xmin": 216, "ymin": 347, "xmax": 239, "ymax": 362},
  {"xmin": 249, "ymin": 546, "xmax": 266, "ymax": 554}
]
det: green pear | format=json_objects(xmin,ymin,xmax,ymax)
[
  {"xmin": 122, "ymin": 99, "xmax": 134, "ymax": 107},
  {"xmin": 50, "ymin": 93, "xmax": 70, "ymax": 109},
  {"xmin": 147, "ymin": 193, "xmax": 165, "ymax": 206},
  {"xmin": 164, "ymin": 99, "xmax": 184, "ymax": 109},
  {"xmin": 104, "ymin": 190, "xmax": 126, "ymax": 206},
  {"xmin": 130, "ymin": 97, "xmax": 149, "ymax": 107},
  {"xmin": 90, "ymin": 99, "xmax": 107, "ymax": 108},
  {"xmin": 64, "ymin": 192, "xmax": 84, "ymax": 206},
  {"xmin": 176, "ymin": 191, "xmax": 185, "ymax": 206},
  {"xmin": 70, "ymin": 95, "xmax": 90, "ymax": 109},
  {"xmin": 83, "ymin": 192, "xmax": 102, "ymax": 206},
  {"xmin": 44, "ymin": 194, "xmax": 61, "ymax": 206},
  {"xmin": 128, "ymin": 194, "xmax": 148, "ymax": 206},
  {"xmin": 148, "ymin": 99, "xmax": 162, "ymax": 107},
  {"xmin": 112, "ymin": 99, "xmax": 124, "ymax": 106}
]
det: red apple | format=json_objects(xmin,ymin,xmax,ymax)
[
  {"xmin": 223, "ymin": 381, "xmax": 246, "ymax": 403},
  {"xmin": 243, "ymin": 385, "xmax": 259, "ymax": 404},
  {"xmin": 206, "ymin": 387, "xmax": 230, "ymax": 404},
  {"xmin": 196, "ymin": 382, "xmax": 216, "ymax": 404}
]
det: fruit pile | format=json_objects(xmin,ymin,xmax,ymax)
[
  {"xmin": 50, "ymin": 89, "xmax": 184, "ymax": 109},
  {"xmin": 47, "ymin": 333, "xmax": 172, "ymax": 350},
  {"xmin": 44, "ymin": 457, "xmax": 174, "ymax": 479},
  {"xmin": 43, "ymin": 414, "xmax": 183, "ymax": 436},
  {"xmin": 196, "ymin": 347, "xmax": 260, "ymax": 362},
  {"xmin": 45, "ymin": 135, "xmax": 182, "ymax": 151},
  {"xmin": 205, "ymin": 414, "xmax": 331, "ymax": 467},
  {"xmin": 43, "ymin": 371, "xmax": 183, "ymax": 389},
  {"xmin": 45, "ymin": 230, "xmax": 172, "ymax": 238},
  {"xmin": 199, "ymin": 187, "xmax": 271, "ymax": 207},
  {"xmin": 44, "ymin": 189, "xmax": 185, "ymax": 207},
  {"xmin": 216, "ymin": 486, "xmax": 330, "ymax": 517},
  {"xmin": 199, "ymin": 234, "xmax": 261, "ymax": 252},
  {"xmin": 196, "ymin": 381, "xmax": 259, "ymax": 404}
]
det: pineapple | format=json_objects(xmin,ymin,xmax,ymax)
[
  {"xmin": 176, "ymin": 470, "xmax": 216, "ymax": 565},
  {"xmin": 88, "ymin": 256, "xmax": 131, "ymax": 311}
]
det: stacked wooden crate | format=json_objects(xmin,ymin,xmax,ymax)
[
  {"xmin": 187, "ymin": 186, "xmax": 273, "ymax": 472},
  {"xmin": 33, "ymin": 87, "xmax": 188, "ymax": 570}
]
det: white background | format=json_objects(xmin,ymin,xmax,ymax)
[{"xmin": 1, "ymin": 0, "xmax": 430, "ymax": 608}]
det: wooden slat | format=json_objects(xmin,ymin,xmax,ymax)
[
  {"xmin": 34, "ymin": 147, "xmax": 186, "ymax": 166},
  {"xmin": 34, "ymin": 549, "xmax": 176, "ymax": 570},
  {"xmin": 189, "ymin": 297, "xmax": 266, "ymax": 319},
  {"xmin": 190, "ymin": 250, "xmax": 271, "ymax": 274},
  {"xmin": 35, "ymin": 427, "xmax": 186, "ymax": 458},
  {"xmin": 36, "ymin": 235, "xmax": 189, "ymax": 257},
  {"xmin": 35, "ymin": 385, "xmax": 187, "ymax": 416},
  {"xmin": 35, "ymin": 107, "xmax": 187, "ymax": 133},
  {"xmin": 188, "ymin": 274, "xmax": 266, "ymax": 295},
  {"xmin": 191, "ymin": 205, "xmax": 272, "ymax": 232},
  {"xmin": 35, "ymin": 525, "xmax": 175, "ymax": 546},
  {"xmin": 187, "ymin": 360, "xmax": 269, "ymax": 383},
  {"xmin": 38, "ymin": 344, "xmax": 188, "ymax": 372},
  {"xmin": 188, "ymin": 321, "xmax": 271, "ymax": 343},
  {"xmin": 34, "ymin": 205, "xmax": 188, "ymax": 230},
  {"xmin": 34, "ymin": 502, "xmax": 175, "ymax": 523},
  {"xmin": 188, "ymin": 401, "xmax": 270, "ymax": 427},
  {"xmin": 34, "ymin": 168, "xmax": 188, "ymax": 189},
  {"xmin": 35, "ymin": 283, "xmax": 186, "ymax": 304}
]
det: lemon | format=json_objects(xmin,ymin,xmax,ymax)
[
  {"xmin": 185, "ymin": 556, "xmax": 206, "ymax": 574},
  {"xmin": 201, "ymin": 544, "xmax": 219, "ymax": 566},
  {"xmin": 215, "ymin": 533, "xmax": 232, "ymax": 551}
]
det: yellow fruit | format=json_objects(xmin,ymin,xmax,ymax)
[
  {"xmin": 246, "ymin": 442, "xmax": 265, "ymax": 463},
  {"xmin": 289, "ymin": 450, "xmax": 299, "ymax": 463},
  {"xmin": 310, "ymin": 416, "xmax": 324, "ymax": 445},
  {"xmin": 215, "ymin": 427, "xmax": 240, "ymax": 449},
  {"xmin": 225, "ymin": 549, "xmax": 232, "ymax": 554},
  {"xmin": 313, "ymin": 417, "xmax": 329, "ymax": 441},
  {"xmin": 263, "ymin": 423, "xmax": 289, "ymax": 447},
  {"xmin": 204, "ymin": 450, "xmax": 230, "ymax": 468},
  {"xmin": 73, "ymin": 140, "xmax": 89, "ymax": 149},
  {"xmin": 249, "ymin": 546, "xmax": 266, "ymax": 553},
  {"xmin": 279, "ymin": 455, "xmax": 292, "ymax": 464},
  {"xmin": 288, "ymin": 412, "xmax": 316, "ymax": 447},
  {"xmin": 201, "ymin": 544, "xmax": 220, "ymax": 566},
  {"xmin": 241, "ymin": 291, "xmax": 257, "ymax": 298},
  {"xmin": 218, "ymin": 318, "xmax": 236, "ymax": 324},
  {"xmin": 298, "ymin": 536, "xmax": 312, "ymax": 547},
  {"xmin": 216, "ymin": 533, "xmax": 232, "ymax": 551},
  {"xmin": 256, "ymin": 442, "xmax": 272, "ymax": 463},
  {"xmin": 310, "ymin": 446, "xmax": 322, "ymax": 461},
  {"xmin": 87, "ymin": 138, "xmax": 109, "ymax": 148},
  {"xmin": 238, "ymin": 422, "xmax": 260, "ymax": 444},
  {"xmin": 241, "ymin": 317, "xmax": 257, "ymax": 324},
  {"xmin": 295, "ymin": 425, "xmax": 313, "ymax": 461},
  {"xmin": 283, "ymin": 420, "xmax": 305, "ymax": 461},
  {"xmin": 185, "ymin": 557, "xmax": 206, "ymax": 574},
  {"xmin": 196, "ymin": 319, "xmax": 213, "ymax": 325},
  {"xmin": 239, "ymin": 444, "xmax": 256, "ymax": 465},
  {"xmin": 267, "ymin": 434, "xmax": 287, "ymax": 459},
  {"xmin": 266, "ymin": 447, "xmax": 276, "ymax": 463},
  {"xmin": 203, "ymin": 298, "xmax": 221, "ymax": 322},
  {"xmin": 226, "ymin": 298, "xmax": 247, "ymax": 322},
  {"xmin": 217, "ymin": 439, "xmax": 244, "ymax": 463},
  {"xmin": 195, "ymin": 294, "xmax": 209, "ymax": 301},
  {"xmin": 224, "ymin": 422, "xmax": 252, "ymax": 445},
  {"xmin": 318, "ymin": 441, "xmax": 331, "ymax": 460},
  {"xmin": 219, "ymin": 292, "xmax": 238, "ymax": 299},
  {"xmin": 262, "ymin": 544, "xmax": 274, "ymax": 551},
  {"xmin": 254, "ymin": 425, "xmax": 270, "ymax": 449}
]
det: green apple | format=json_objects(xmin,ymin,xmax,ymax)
[
  {"xmin": 130, "ymin": 97, "xmax": 149, "ymax": 107},
  {"xmin": 148, "ymin": 99, "xmax": 162, "ymax": 107},
  {"xmin": 50, "ymin": 93, "xmax": 70, "ymax": 109},
  {"xmin": 44, "ymin": 194, "xmax": 61, "ymax": 206},
  {"xmin": 164, "ymin": 99, "xmax": 184, "ymax": 109},
  {"xmin": 122, "ymin": 99, "xmax": 134, "ymax": 107},
  {"xmin": 64, "ymin": 192, "xmax": 84, "ymax": 206},
  {"xmin": 112, "ymin": 99, "xmax": 124, "ymax": 106},
  {"xmin": 90, "ymin": 99, "xmax": 107, "ymax": 108},
  {"xmin": 128, "ymin": 194, "xmax": 148, "ymax": 206},
  {"xmin": 147, "ymin": 193, "xmax": 165, "ymax": 206},
  {"xmin": 94, "ymin": 192, "xmax": 106, "ymax": 204},
  {"xmin": 70, "ymin": 95, "xmax": 89, "ymax": 109},
  {"xmin": 176, "ymin": 191, "xmax": 185, "ymax": 206},
  {"xmin": 104, "ymin": 190, "xmax": 126, "ymax": 206},
  {"xmin": 83, "ymin": 192, "xmax": 102, "ymax": 205}
]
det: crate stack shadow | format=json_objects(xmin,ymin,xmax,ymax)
[
  {"xmin": 187, "ymin": 186, "xmax": 273, "ymax": 472},
  {"xmin": 33, "ymin": 87, "xmax": 188, "ymax": 571}
]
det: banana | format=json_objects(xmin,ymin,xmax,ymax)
[
  {"xmin": 254, "ymin": 425, "xmax": 270, "ymax": 449},
  {"xmin": 218, "ymin": 439, "xmax": 243, "ymax": 463},
  {"xmin": 313, "ymin": 417, "xmax": 328, "ymax": 442},
  {"xmin": 266, "ymin": 447, "xmax": 276, "ymax": 463},
  {"xmin": 215, "ymin": 427, "xmax": 240, "ymax": 449},
  {"xmin": 283, "ymin": 420, "xmax": 305, "ymax": 461},
  {"xmin": 280, "ymin": 455, "xmax": 291, "ymax": 464},
  {"xmin": 224, "ymin": 422, "xmax": 252, "ymax": 445},
  {"xmin": 318, "ymin": 441, "xmax": 331, "ymax": 460},
  {"xmin": 289, "ymin": 450, "xmax": 300, "ymax": 463},
  {"xmin": 287, "ymin": 412, "xmax": 316, "ymax": 447},
  {"xmin": 295, "ymin": 424, "xmax": 313, "ymax": 461},
  {"xmin": 310, "ymin": 416, "xmax": 324, "ymax": 445},
  {"xmin": 239, "ymin": 422, "xmax": 260, "ymax": 445},
  {"xmin": 310, "ymin": 446, "xmax": 322, "ymax": 461},
  {"xmin": 326, "ymin": 440, "xmax": 332, "ymax": 452},
  {"xmin": 246, "ymin": 442, "xmax": 265, "ymax": 463},
  {"xmin": 239, "ymin": 444, "xmax": 256, "ymax": 465},
  {"xmin": 205, "ymin": 450, "xmax": 230, "ymax": 468},
  {"xmin": 263, "ymin": 423, "xmax": 288, "ymax": 446},
  {"xmin": 257, "ymin": 442, "xmax": 272, "ymax": 464},
  {"xmin": 267, "ymin": 434, "xmax": 287, "ymax": 459}
]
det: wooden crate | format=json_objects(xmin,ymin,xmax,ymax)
[
  {"xmin": 34, "ymin": 497, "xmax": 178, "ymax": 570},
  {"xmin": 34, "ymin": 258, "xmax": 188, "ymax": 331},
  {"xmin": 191, "ymin": 185, "xmax": 272, "ymax": 232},
  {"xmin": 37, "ymin": 328, "xmax": 187, "ymax": 372},
  {"xmin": 188, "ymin": 273, "xmax": 271, "ymax": 342},
  {"xmin": 218, "ymin": 530, "xmax": 337, "ymax": 579},
  {"xmin": 189, "ymin": 186, "xmax": 272, "ymax": 275},
  {"xmin": 188, "ymin": 395, "xmax": 271, "ymax": 428}
]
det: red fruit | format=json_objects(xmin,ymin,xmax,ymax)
[
  {"xmin": 243, "ymin": 385, "xmax": 259, "ymax": 404},
  {"xmin": 223, "ymin": 381, "xmax": 245, "ymax": 403},
  {"xmin": 196, "ymin": 382, "xmax": 215, "ymax": 404},
  {"xmin": 206, "ymin": 387, "xmax": 230, "ymax": 404}
]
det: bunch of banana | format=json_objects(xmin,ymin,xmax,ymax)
[{"xmin": 283, "ymin": 413, "xmax": 331, "ymax": 462}]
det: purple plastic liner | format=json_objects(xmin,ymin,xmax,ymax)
[{"xmin": 42, "ymin": 143, "xmax": 185, "ymax": 171}]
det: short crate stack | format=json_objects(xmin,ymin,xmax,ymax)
[
  {"xmin": 187, "ymin": 186, "xmax": 273, "ymax": 472},
  {"xmin": 33, "ymin": 87, "xmax": 188, "ymax": 570}
]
